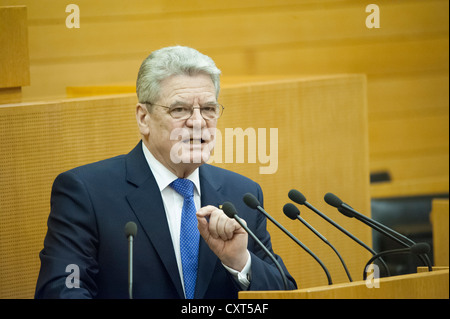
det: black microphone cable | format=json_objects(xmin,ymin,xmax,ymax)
[
  {"xmin": 324, "ymin": 192, "xmax": 432, "ymax": 272},
  {"xmin": 222, "ymin": 201, "xmax": 289, "ymax": 290},
  {"xmin": 362, "ymin": 243, "xmax": 430, "ymax": 280},
  {"xmin": 243, "ymin": 193, "xmax": 333, "ymax": 285},
  {"xmin": 288, "ymin": 189, "xmax": 390, "ymax": 277},
  {"xmin": 283, "ymin": 202, "xmax": 353, "ymax": 282}
]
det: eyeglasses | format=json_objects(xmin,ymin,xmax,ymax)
[{"xmin": 144, "ymin": 102, "xmax": 224, "ymax": 120}]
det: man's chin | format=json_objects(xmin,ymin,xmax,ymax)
[{"xmin": 171, "ymin": 150, "xmax": 211, "ymax": 165}]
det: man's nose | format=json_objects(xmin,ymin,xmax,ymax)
[{"xmin": 186, "ymin": 107, "xmax": 206, "ymax": 126}]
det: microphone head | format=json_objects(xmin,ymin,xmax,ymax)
[
  {"xmin": 222, "ymin": 201, "xmax": 237, "ymax": 218},
  {"xmin": 283, "ymin": 203, "xmax": 300, "ymax": 220},
  {"xmin": 243, "ymin": 193, "xmax": 261, "ymax": 209},
  {"xmin": 411, "ymin": 242, "xmax": 430, "ymax": 255},
  {"xmin": 324, "ymin": 192, "xmax": 343, "ymax": 208},
  {"xmin": 288, "ymin": 189, "xmax": 307, "ymax": 205},
  {"xmin": 125, "ymin": 221, "xmax": 137, "ymax": 238}
]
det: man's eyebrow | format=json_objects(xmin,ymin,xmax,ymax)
[
  {"xmin": 169, "ymin": 100, "xmax": 218, "ymax": 107},
  {"xmin": 202, "ymin": 101, "xmax": 219, "ymax": 106},
  {"xmin": 169, "ymin": 101, "xmax": 191, "ymax": 107}
]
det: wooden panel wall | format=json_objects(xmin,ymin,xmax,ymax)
[
  {"xmin": 0, "ymin": 75, "xmax": 371, "ymax": 298},
  {"xmin": 0, "ymin": 0, "xmax": 446, "ymax": 197},
  {"xmin": 0, "ymin": 95, "xmax": 139, "ymax": 298},
  {"xmin": 430, "ymin": 199, "xmax": 449, "ymax": 266},
  {"xmin": 0, "ymin": 6, "xmax": 30, "ymax": 103}
]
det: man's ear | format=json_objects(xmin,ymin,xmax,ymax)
[{"xmin": 136, "ymin": 103, "xmax": 150, "ymax": 136}]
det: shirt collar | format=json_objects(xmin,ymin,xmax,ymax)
[{"xmin": 141, "ymin": 142, "xmax": 201, "ymax": 195}]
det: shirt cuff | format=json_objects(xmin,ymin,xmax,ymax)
[{"xmin": 221, "ymin": 250, "xmax": 251, "ymax": 290}]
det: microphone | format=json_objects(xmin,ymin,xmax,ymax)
[
  {"xmin": 243, "ymin": 193, "xmax": 332, "ymax": 285},
  {"xmin": 222, "ymin": 201, "xmax": 289, "ymax": 290},
  {"xmin": 363, "ymin": 243, "xmax": 430, "ymax": 280},
  {"xmin": 288, "ymin": 189, "xmax": 390, "ymax": 277},
  {"xmin": 283, "ymin": 203, "xmax": 352, "ymax": 282},
  {"xmin": 125, "ymin": 221, "xmax": 137, "ymax": 299},
  {"xmin": 324, "ymin": 192, "xmax": 432, "ymax": 272}
]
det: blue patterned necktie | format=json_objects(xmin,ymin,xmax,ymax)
[{"xmin": 170, "ymin": 178, "xmax": 199, "ymax": 299}]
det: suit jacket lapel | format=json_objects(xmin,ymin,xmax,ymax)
[
  {"xmin": 124, "ymin": 142, "xmax": 184, "ymax": 298},
  {"xmin": 195, "ymin": 164, "xmax": 224, "ymax": 299}
]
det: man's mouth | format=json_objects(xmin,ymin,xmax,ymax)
[{"xmin": 185, "ymin": 138, "xmax": 206, "ymax": 145}]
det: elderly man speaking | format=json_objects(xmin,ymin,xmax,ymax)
[{"xmin": 35, "ymin": 46, "xmax": 296, "ymax": 299}]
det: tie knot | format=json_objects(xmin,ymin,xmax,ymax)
[{"xmin": 170, "ymin": 178, "xmax": 194, "ymax": 199}]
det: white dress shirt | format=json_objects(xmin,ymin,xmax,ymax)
[{"xmin": 141, "ymin": 143, "xmax": 251, "ymax": 295}]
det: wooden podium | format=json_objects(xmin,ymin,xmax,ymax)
[{"xmin": 239, "ymin": 268, "xmax": 449, "ymax": 299}]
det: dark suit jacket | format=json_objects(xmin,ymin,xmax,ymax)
[{"xmin": 35, "ymin": 141, "xmax": 296, "ymax": 298}]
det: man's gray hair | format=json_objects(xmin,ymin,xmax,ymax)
[{"xmin": 136, "ymin": 46, "xmax": 221, "ymax": 104}]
